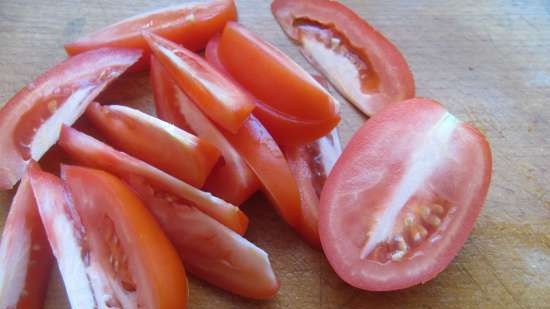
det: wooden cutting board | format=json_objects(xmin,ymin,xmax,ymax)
[{"xmin": 1, "ymin": 0, "xmax": 549, "ymax": 308}]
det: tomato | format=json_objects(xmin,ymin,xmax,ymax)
[
  {"xmin": 65, "ymin": 0, "xmax": 237, "ymax": 71},
  {"xmin": 221, "ymin": 115, "xmax": 303, "ymax": 230},
  {"xmin": 29, "ymin": 164, "xmax": 188, "ymax": 308},
  {"xmin": 128, "ymin": 177, "xmax": 279, "ymax": 299},
  {"xmin": 0, "ymin": 166, "xmax": 53, "ymax": 309},
  {"xmin": 272, "ymin": 0, "xmax": 414, "ymax": 116},
  {"xmin": 217, "ymin": 22, "xmax": 340, "ymax": 139},
  {"xmin": 0, "ymin": 48, "xmax": 141, "ymax": 190},
  {"xmin": 319, "ymin": 98, "xmax": 492, "ymax": 291},
  {"xmin": 144, "ymin": 32, "xmax": 255, "ymax": 133},
  {"xmin": 150, "ymin": 56, "xmax": 259, "ymax": 205},
  {"xmin": 205, "ymin": 34, "xmax": 335, "ymax": 145},
  {"xmin": 283, "ymin": 129, "xmax": 342, "ymax": 248},
  {"xmin": 86, "ymin": 102, "xmax": 220, "ymax": 188},
  {"xmin": 58, "ymin": 125, "xmax": 248, "ymax": 235}
]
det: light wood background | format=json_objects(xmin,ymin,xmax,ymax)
[{"xmin": 1, "ymin": 0, "xmax": 549, "ymax": 308}]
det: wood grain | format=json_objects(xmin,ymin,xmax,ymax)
[{"xmin": 1, "ymin": 0, "xmax": 549, "ymax": 308}]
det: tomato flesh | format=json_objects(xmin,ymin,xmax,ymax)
[
  {"xmin": 205, "ymin": 34, "xmax": 336, "ymax": 145},
  {"xmin": 284, "ymin": 129, "xmax": 342, "ymax": 248},
  {"xmin": 0, "ymin": 166, "xmax": 53, "ymax": 309},
  {"xmin": 65, "ymin": 0, "xmax": 237, "ymax": 71},
  {"xmin": 0, "ymin": 48, "xmax": 141, "ymax": 190},
  {"xmin": 86, "ymin": 102, "xmax": 220, "ymax": 188},
  {"xmin": 217, "ymin": 22, "xmax": 340, "ymax": 139},
  {"xmin": 129, "ymin": 178, "xmax": 279, "ymax": 299},
  {"xmin": 58, "ymin": 125, "xmax": 248, "ymax": 235},
  {"xmin": 150, "ymin": 56, "xmax": 259, "ymax": 205},
  {"xmin": 144, "ymin": 32, "xmax": 255, "ymax": 133},
  {"xmin": 272, "ymin": 0, "xmax": 415, "ymax": 116},
  {"xmin": 319, "ymin": 98, "xmax": 492, "ymax": 291}
]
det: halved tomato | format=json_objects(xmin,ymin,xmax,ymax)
[
  {"xmin": 86, "ymin": 102, "xmax": 220, "ymax": 188},
  {"xmin": 65, "ymin": 0, "xmax": 237, "ymax": 71},
  {"xmin": 29, "ymin": 164, "xmax": 188, "ymax": 308},
  {"xmin": 217, "ymin": 21, "xmax": 340, "ymax": 141},
  {"xmin": 283, "ymin": 129, "xmax": 341, "ymax": 248},
  {"xmin": 272, "ymin": 0, "xmax": 415, "ymax": 116},
  {"xmin": 0, "ymin": 48, "xmax": 141, "ymax": 190},
  {"xmin": 205, "ymin": 34, "xmax": 335, "ymax": 145},
  {"xmin": 128, "ymin": 177, "xmax": 279, "ymax": 299},
  {"xmin": 150, "ymin": 56, "xmax": 259, "ymax": 205},
  {"xmin": 221, "ymin": 115, "xmax": 303, "ymax": 230},
  {"xmin": 0, "ymin": 165, "xmax": 53, "ymax": 309},
  {"xmin": 58, "ymin": 125, "xmax": 248, "ymax": 235},
  {"xmin": 319, "ymin": 98, "xmax": 492, "ymax": 291},
  {"xmin": 144, "ymin": 32, "xmax": 255, "ymax": 133}
]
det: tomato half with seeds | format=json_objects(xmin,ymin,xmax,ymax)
[
  {"xmin": 144, "ymin": 32, "xmax": 255, "ymax": 133},
  {"xmin": 128, "ymin": 177, "xmax": 279, "ymax": 299},
  {"xmin": 150, "ymin": 56, "xmax": 259, "ymax": 205},
  {"xmin": 319, "ymin": 98, "xmax": 492, "ymax": 291},
  {"xmin": 205, "ymin": 34, "xmax": 335, "ymax": 145},
  {"xmin": 65, "ymin": 0, "xmax": 237, "ymax": 71},
  {"xmin": 0, "ymin": 48, "xmax": 141, "ymax": 190},
  {"xmin": 86, "ymin": 102, "xmax": 220, "ymax": 188},
  {"xmin": 283, "ymin": 129, "xmax": 341, "ymax": 248},
  {"xmin": 272, "ymin": 0, "xmax": 415, "ymax": 116},
  {"xmin": 217, "ymin": 22, "xmax": 340, "ymax": 140},
  {"xmin": 0, "ymin": 165, "xmax": 53, "ymax": 309},
  {"xmin": 29, "ymin": 164, "xmax": 188, "ymax": 308},
  {"xmin": 58, "ymin": 125, "xmax": 248, "ymax": 234}
]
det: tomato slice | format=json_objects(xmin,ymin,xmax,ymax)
[
  {"xmin": 150, "ymin": 56, "xmax": 259, "ymax": 205},
  {"xmin": 283, "ymin": 129, "xmax": 342, "ymax": 248},
  {"xmin": 0, "ymin": 166, "xmax": 53, "ymax": 309},
  {"xmin": 221, "ymin": 115, "xmax": 302, "ymax": 230},
  {"xmin": 0, "ymin": 48, "xmax": 141, "ymax": 190},
  {"xmin": 29, "ymin": 164, "xmax": 188, "ymax": 308},
  {"xmin": 217, "ymin": 22, "xmax": 340, "ymax": 133},
  {"xmin": 128, "ymin": 177, "xmax": 279, "ymax": 299},
  {"xmin": 58, "ymin": 125, "xmax": 248, "ymax": 234},
  {"xmin": 86, "ymin": 102, "xmax": 220, "ymax": 188},
  {"xmin": 271, "ymin": 0, "xmax": 415, "ymax": 116},
  {"xmin": 319, "ymin": 98, "xmax": 492, "ymax": 291},
  {"xmin": 205, "ymin": 34, "xmax": 335, "ymax": 145},
  {"xmin": 144, "ymin": 32, "xmax": 255, "ymax": 133},
  {"xmin": 65, "ymin": 0, "xmax": 236, "ymax": 71}
]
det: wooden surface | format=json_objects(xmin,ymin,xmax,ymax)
[{"xmin": 1, "ymin": 0, "xmax": 549, "ymax": 308}]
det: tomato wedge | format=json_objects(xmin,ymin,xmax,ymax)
[
  {"xmin": 319, "ymin": 98, "xmax": 492, "ymax": 291},
  {"xmin": 150, "ymin": 56, "xmax": 259, "ymax": 205},
  {"xmin": 0, "ymin": 48, "xmax": 141, "ymax": 190},
  {"xmin": 144, "ymin": 32, "xmax": 255, "ymax": 133},
  {"xmin": 283, "ymin": 129, "xmax": 342, "ymax": 248},
  {"xmin": 58, "ymin": 125, "xmax": 247, "ymax": 234},
  {"xmin": 128, "ymin": 177, "xmax": 279, "ymax": 299},
  {"xmin": 0, "ymin": 166, "xmax": 53, "ymax": 309},
  {"xmin": 205, "ymin": 34, "xmax": 334, "ymax": 145},
  {"xmin": 221, "ymin": 115, "xmax": 302, "ymax": 230},
  {"xmin": 29, "ymin": 164, "xmax": 188, "ymax": 308},
  {"xmin": 65, "ymin": 0, "xmax": 237, "ymax": 71},
  {"xmin": 217, "ymin": 22, "xmax": 340, "ymax": 137},
  {"xmin": 86, "ymin": 102, "xmax": 220, "ymax": 187},
  {"xmin": 271, "ymin": 0, "xmax": 415, "ymax": 116}
]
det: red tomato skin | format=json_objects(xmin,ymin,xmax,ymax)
[
  {"xmin": 217, "ymin": 22, "xmax": 340, "ymax": 130},
  {"xmin": 65, "ymin": 0, "xmax": 237, "ymax": 71},
  {"xmin": 0, "ymin": 48, "xmax": 141, "ymax": 190},
  {"xmin": 150, "ymin": 56, "xmax": 260, "ymax": 205},
  {"xmin": 319, "ymin": 98, "xmax": 492, "ymax": 291},
  {"xmin": 272, "ymin": 0, "xmax": 415, "ymax": 116},
  {"xmin": 0, "ymin": 165, "xmax": 53, "ymax": 309},
  {"xmin": 205, "ymin": 34, "xmax": 337, "ymax": 145}
]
